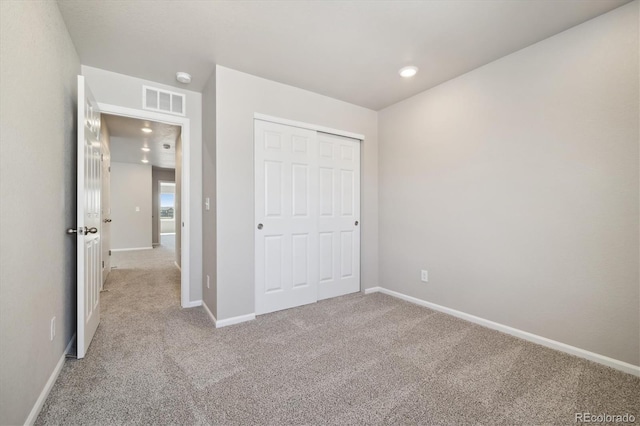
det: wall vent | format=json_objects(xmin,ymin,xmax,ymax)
[{"xmin": 142, "ymin": 85, "xmax": 186, "ymax": 116}]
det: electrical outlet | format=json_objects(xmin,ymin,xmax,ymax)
[
  {"xmin": 50, "ymin": 317, "xmax": 56, "ymax": 341},
  {"xmin": 206, "ymin": 275, "xmax": 210, "ymax": 289},
  {"xmin": 421, "ymin": 270, "xmax": 429, "ymax": 283}
]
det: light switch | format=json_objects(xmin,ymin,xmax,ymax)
[{"xmin": 205, "ymin": 197, "xmax": 210, "ymax": 211}]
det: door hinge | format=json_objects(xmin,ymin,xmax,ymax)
[
  {"xmin": 108, "ymin": 166, "xmax": 111, "ymax": 172},
  {"xmin": 109, "ymin": 250, "xmax": 112, "ymax": 256},
  {"xmin": 101, "ymin": 154, "xmax": 104, "ymax": 161},
  {"xmin": 102, "ymin": 260, "xmax": 105, "ymax": 268}
]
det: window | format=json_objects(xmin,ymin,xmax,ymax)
[{"xmin": 160, "ymin": 193, "xmax": 174, "ymax": 219}]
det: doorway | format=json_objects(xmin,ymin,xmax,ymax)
[
  {"xmin": 98, "ymin": 104, "xmax": 192, "ymax": 308},
  {"xmin": 100, "ymin": 112, "xmax": 184, "ymax": 300}
]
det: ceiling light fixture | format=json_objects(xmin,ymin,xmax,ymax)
[
  {"xmin": 141, "ymin": 128, "xmax": 152, "ymax": 133},
  {"xmin": 176, "ymin": 72, "xmax": 192, "ymax": 84},
  {"xmin": 141, "ymin": 159, "xmax": 149, "ymax": 164},
  {"xmin": 399, "ymin": 66, "xmax": 418, "ymax": 78},
  {"xmin": 141, "ymin": 147, "xmax": 150, "ymax": 152}
]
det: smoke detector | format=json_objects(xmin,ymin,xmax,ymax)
[{"xmin": 176, "ymin": 72, "xmax": 192, "ymax": 84}]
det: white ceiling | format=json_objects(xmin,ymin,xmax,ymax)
[
  {"xmin": 104, "ymin": 114, "xmax": 180, "ymax": 169},
  {"xmin": 58, "ymin": 0, "xmax": 630, "ymax": 110}
]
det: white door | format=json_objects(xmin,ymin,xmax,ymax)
[
  {"xmin": 317, "ymin": 133, "xmax": 360, "ymax": 300},
  {"xmin": 255, "ymin": 120, "xmax": 319, "ymax": 315},
  {"xmin": 100, "ymin": 117, "xmax": 111, "ymax": 286},
  {"xmin": 76, "ymin": 75, "xmax": 101, "ymax": 359}
]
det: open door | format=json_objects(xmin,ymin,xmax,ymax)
[{"xmin": 71, "ymin": 75, "xmax": 102, "ymax": 358}]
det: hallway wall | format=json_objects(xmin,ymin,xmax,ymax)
[
  {"xmin": 0, "ymin": 1, "xmax": 81, "ymax": 424},
  {"xmin": 111, "ymin": 162, "xmax": 153, "ymax": 250}
]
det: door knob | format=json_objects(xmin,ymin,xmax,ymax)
[
  {"xmin": 66, "ymin": 228, "xmax": 78, "ymax": 235},
  {"xmin": 257, "ymin": 223, "xmax": 263, "ymax": 230},
  {"xmin": 355, "ymin": 220, "xmax": 359, "ymax": 226},
  {"xmin": 85, "ymin": 226, "xmax": 98, "ymax": 234}
]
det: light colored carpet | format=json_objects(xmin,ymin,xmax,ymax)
[
  {"xmin": 160, "ymin": 234, "xmax": 175, "ymax": 251},
  {"xmin": 37, "ymin": 246, "xmax": 639, "ymax": 425}
]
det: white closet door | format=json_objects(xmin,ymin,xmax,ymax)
[
  {"xmin": 317, "ymin": 132, "xmax": 361, "ymax": 300},
  {"xmin": 255, "ymin": 120, "xmax": 319, "ymax": 315}
]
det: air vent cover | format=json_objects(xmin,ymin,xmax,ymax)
[{"xmin": 143, "ymin": 85, "xmax": 185, "ymax": 116}]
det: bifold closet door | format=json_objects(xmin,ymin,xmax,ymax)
[
  {"xmin": 317, "ymin": 133, "xmax": 360, "ymax": 300},
  {"xmin": 255, "ymin": 120, "xmax": 319, "ymax": 315}
]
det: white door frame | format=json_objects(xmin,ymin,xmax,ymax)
[
  {"xmin": 98, "ymin": 103, "xmax": 191, "ymax": 308},
  {"xmin": 254, "ymin": 113, "xmax": 365, "ymax": 141}
]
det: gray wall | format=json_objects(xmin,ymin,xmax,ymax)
[
  {"xmin": 81, "ymin": 66, "xmax": 202, "ymax": 303},
  {"xmin": 202, "ymin": 68, "xmax": 217, "ymax": 316},
  {"xmin": 110, "ymin": 162, "xmax": 152, "ymax": 250},
  {"xmin": 152, "ymin": 167, "xmax": 176, "ymax": 245},
  {"xmin": 378, "ymin": 2, "xmax": 639, "ymax": 366},
  {"xmin": 215, "ymin": 65, "xmax": 379, "ymax": 320},
  {"xmin": 0, "ymin": 1, "xmax": 80, "ymax": 424}
]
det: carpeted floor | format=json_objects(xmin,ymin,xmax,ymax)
[
  {"xmin": 37, "ymin": 246, "xmax": 639, "ymax": 425},
  {"xmin": 160, "ymin": 234, "xmax": 175, "ymax": 252}
]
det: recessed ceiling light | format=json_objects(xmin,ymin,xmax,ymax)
[
  {"xmin": 399, "ymin": 66, "xmax": 418, "ymax": 78},
  {"xmin": 176, "ymin": 72, "xmax": 192, "ymax": 84},
  {"xmin": 141, "ymin": 147, "xmax": 150, "ymax": 152},
  {"xmin": 141, "ymin": 159, "xmax": 149, "ymax": 163},
  {"xmin": 141, "ymin": 128, "xmax": 152, "ymax": 133}
]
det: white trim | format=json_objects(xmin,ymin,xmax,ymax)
[
  {"xmin": 110, "ymin": 247, "xmax": 153, "ymax": 252},
  {"xmin": 366, "ymin": 287, "xmax": 640, "ymax": 377},
  {"xmin": 183, "ymin": 299, "xmax": 202, "ymax": 308},
  {"xmin": 97, "ymin": 102, "xmax": 192, "ymax": 309},
  {"xmin": 215, "ymin": 313, "xmax": 256, "ymax": 328},
  {"xmin": 202, "ymin": 301, "xmax": 217, "ymax": 326},
  {"xmin": 201, "ymin": 304, "xmax": 255, "ymax": 329},
  {"xmin": 174, "ymin": 261, "xmax": 181, "ymax": 271},
  {"xmin": 24, "ymin": 334, "xmax": 76, "ymax": 425},
  {"xmin": 254, "ymin": 113, "xmax": 365, "ymax": 141}
]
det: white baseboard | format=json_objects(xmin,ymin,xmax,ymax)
[
  {"xmin": 201, "ymin": 302, "xmax": 255, "ymax": 328},
  {"xmin": 174, "ymin": 261, "xmax": 181, "ymax": 271},
  {"xmin": 110, "ymin": 247, "xmax": 153, "ymax": 252},
  {"xmin": 25, "ymin": 333, "xmax": 76, "ymax": 425},
  {"xmin": 215, "ymin": 313, "xmax": 255, "ymax": 328},
  {"xmin": 202, "ymin": 301, "xmax": 217, "ymax": 325},
  {"xmin": 183, "ymin": 299, "xmax": 202, "ymax": 308},
  {"xmin": 365, "ymin": 287, "xmax": 640, "ymax": 377}
]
